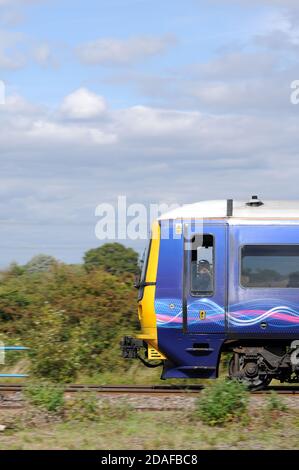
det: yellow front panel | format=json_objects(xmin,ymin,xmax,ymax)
[{"xmin": 137, "ymin": 221, "xmax": 160, "ymax": 350}]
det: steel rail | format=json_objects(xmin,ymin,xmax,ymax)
[{"xmin": 0, "ymin": 383, "xmax": 298, "ymax": 394}]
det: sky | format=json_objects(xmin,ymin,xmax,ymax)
[{"xmin": 1, "ymin": 0, "xmax": 299, "ymax": 266}]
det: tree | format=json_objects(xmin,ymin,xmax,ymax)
[
  {"xmin": 6, "ymin": 262, "xmax": 25, "ymax": 277},
  {"xmin": 83, "ymin": 243, "xmax": 139, "ymax": 276},
  {"xmin": 24, "ymin": 254, "xmax": 58, "ymax": 274}
]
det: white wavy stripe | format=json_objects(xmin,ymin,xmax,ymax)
[
  {"xmin": 189, "ymin": 298, "xmax": 224, "ymax": 312},
  {"xmin": 156, "ymin": 297, "xmax": 223, "ymax": 325},
  {"xmin": 228, "ymin": 306, "xmax": 299, "ymax": 326},
  {"xmin": 157, "ymin": 302, "xmax": 183, "ymax": 325},
  {"xmin": 157, "ymin": 311, "xmax": 182, "ymax": 325},
  {"xmin": 156, "ymin": 299, "xmax": 299, "ymax": 327}
]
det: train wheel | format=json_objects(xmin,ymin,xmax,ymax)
[{"xmin": 228, "ymin": 355, "xmax": 271, "ymax": 391}]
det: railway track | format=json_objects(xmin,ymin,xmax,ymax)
[
  {"xmin": 0, "ymin": 383, "xmax": 203, "ymax": 394},
  {"xmin": 0, "ymin": 383, "xmax": 298, "ymax": 395},
  {"xmin": 0, "ymin": 383, "xmax": 298, "ymax": 411}
]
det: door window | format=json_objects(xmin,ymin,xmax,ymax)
[{"xmin": 190, "ymin": 234, "xmax": 214, "ymax": 296}]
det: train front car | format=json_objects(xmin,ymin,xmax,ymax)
[{"xmin": 121, "ymin": 198, "xmax": 299, "ymax": 389}]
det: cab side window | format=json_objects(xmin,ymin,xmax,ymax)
[
  {"xmin": 190, "ymin": 234, "xmax": 214, "ymax": 296},
  {"xmin": 138, "ymin": 239, "xmax": 152, "ymax": 300}
]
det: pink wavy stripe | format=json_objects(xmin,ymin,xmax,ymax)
[
  {"xmin": 157, "ymin": 314, "xmax": 223, "ymax": 323},
  {"xmin": 232, "ymin": 310, "xmax": 265, "ymax": 316},
  {"xmin": 157, "ymin": 312, "xmax": 299, "ymax": 324},
  {"xmin": 232, "ymin": 310, "xmax": 299, "ymax": 323},
  {"xmin": 265, "ymin": 312, "xmax": 299, "ymax": 323},
  {"xmin": 157, "ymin": 314, "xmax": 182, "ymax": 323}
]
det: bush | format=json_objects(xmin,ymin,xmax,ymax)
[
  {"xmin": 65, "ymin": 393, "xmax": 100, "ymax": 422},
  {"xmin": 65, "ymin": 394, "xmax": 133, "ymax": 422},
  {"xmin": 0, "ymin": 255, "xmax": 138, "ymax": 382},
  {"xmin": 195, "ymin": 378, "xmax": 249, "ymax": 426},
  {"xmin": 24, "ymin": 381, "xmax": 65, "ymax": 413},
  {"xmin": 26, "ymin": 306, "xmax": 78, "ymax": 382},
  {"xmin": 266, "ymin": 391, "xmax": 288, "ymax": 413},
  {"xmin": 98, "ymin": 398, "xmax": 133, "ymax": 420},
  {"xmin": 0, "ymin": 333, "xmax": 26, "ymax": 366}
]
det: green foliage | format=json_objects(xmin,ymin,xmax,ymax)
[
  {"xmin": 26, "ymin": 306, "xmax": 78, "ymax": 382},
  {"xmin": 195, "ymin": 379, "xmax": 249, "ymax": 426},
  {"xmin": 6, "ymin": 262, "xmax": 26, "ymax": 277},
  {"xmin": 0, "ymin": 283, "xmax": 30, "ymax": 322},
  {"xmin": 83, "ymin": 243, "xmax": 139, "ymax": 276},
  {"xmin": 266, "ymin": 391, "xmax": 288, "ymax": 412},
  {"xmin": 24, "ymin": 381, "xmax": 65, "ymax": 413},
  {"xmin": 24, "ymin": 254, "xmax": 58, "ymax": 274},
  {"xmin": 0, "ymin": 250, "xmax": 138, "ymax": 382},
  {"xmin": 0, "ymin": 332, "xmax": 25, "ymax": 366},
  {"xmin": 65, "ymin": 393, "xmax": 100, "ymax": 422},
  {"xmin": 98, "ymin": 398, "xmax": 133, "ymax": 420}
]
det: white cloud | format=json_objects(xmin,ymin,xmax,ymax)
[
  {"xmin": 116, "ymin": 105, "xmax": 199, "ymax": 138},
  {"xmin": 264, "ymin": 0, "xmax": 299, "ymax": 6},
  {"xmin": 60, "ymin": 88, "xmax": 107, "ymax": 119},
  {"xmin": 2, "ymin": 0, "xmax": 299, "ymax": 266},
  {"xmin": 27, "ymin": 120, "xmax": 117, "ymax": 145},
  {"xmin": 0, "ymin": 0, "xmax": 52, "ymax": 69},
  {"xmin": 33, "ymin": 42, "xmax": 55, "ymax": 67},
  {"xmin": 0, "ymin": 30, "xmax": 26, "ymax": 69},
  {"xmin": 0, "ymin": 0, "xmax": 44, "ymax": 25},
  {"xmin": 123, "ymin": 40, "xmax": 298, "ymax": 114},
  {"xmin": 76, "ymin": 35, "xmax": 176, "ymax": 66},
  {"xmin": 1, "ymin": 87, "xmax": 298, "ymax": 185},
  {"xmin": 254, "ymin": 10, "xmax": 299, "ymax": 51},
  {"xmin": 190, "ymin": 52, "xmax": 276, "ymax": 80},
  {"xmin": 1, "ymin": 86, "xmax": 299, "ymax": 265},
  {"xmin": 4, "ymin": 93, "xmax": 42, "ymax": 114},
  {"xmin": 0, "ymin": 31, "xmax": 56, "ymax": 70},
  {"xmin": 213, "ymin": 0, "xmax": 299, "ymax": 7},
  {"xmin": 0, "ymin": 0, "xmax": 42, "ymax": 6},
  {"xmin": 188, "ymin": 77, "xmax": 292, "ymax": 113}
]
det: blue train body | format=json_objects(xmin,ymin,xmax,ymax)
[{"xmin": 121, "ymin": 198, "xmax": 299, "ymax": 388}]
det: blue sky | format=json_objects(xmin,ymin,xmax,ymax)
[
  {"xmin": 3, "ymin": 0, "xmax": 267, "ymax": 106},
  {"xmin": 1, "ymin": 0, "xmax": 299, "ymax": 266}
]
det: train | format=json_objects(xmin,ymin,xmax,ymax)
[{"xmin": 121, "ymin": 196, "xmax": 299, "ymax": 389}]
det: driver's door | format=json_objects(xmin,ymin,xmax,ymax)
[{"xmin": 184, "ymin": 223, "xmax": 227, "ymax": 334}]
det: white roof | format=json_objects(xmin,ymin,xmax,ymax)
[{"xmin": 158, "ymin": 200, "xmax": 299, "ymax": 223}]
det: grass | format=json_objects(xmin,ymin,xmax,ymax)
[
  {"xmin": 0, "ymin": 354, "xmax": 297, "ymax": 387},
  {"xmin": 0, "ymin": 406, "xmax": 298, "ymax": 450},
  {"xmin": 76, "ymin": 363, "xmax": 162, "ymax": 385},
  {"xmin": 76, "ymin": 362, "xmax": 205, "ymax": 386},
  {"xmin": 24, "ymin": 381, "xmax": 65, "ymax": 413},
  {"xmin": 265, "ymin": 391, "xmax": 288, "ymax": 413},
  {"xmin": 0, "ymin": 376, "xmax": 297, "ymax": 450}
]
